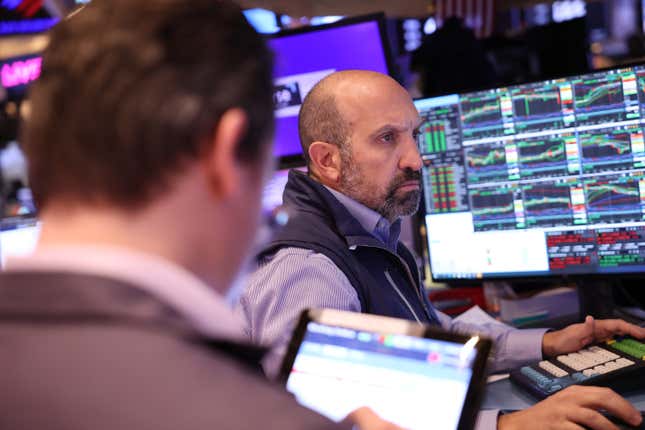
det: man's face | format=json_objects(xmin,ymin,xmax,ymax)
[{"xmin": 336, "ymin": 78, "xmax": 423, "ymax": 221}]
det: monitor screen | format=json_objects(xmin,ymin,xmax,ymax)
[
  {"xmin": 0, "ymin": 217, "xmax": 40, "ymax": 268},
  {"xmin": 243, "ymin": 8, "xmax": 280, "ymax": 34},
  {"xmin": 416, "ymin": 65, "xmax": 645, "ymax": 280},
  {"xmin": 269, "ymin": 15, "xmax": 391, "ymax": 160},
  {"xmin": 1, "ymin": 139, "xmax": 38, "ymax": 268},
  {"xmin": 1, "ymin": 141, "xmax": 36, "ymax": 218}
]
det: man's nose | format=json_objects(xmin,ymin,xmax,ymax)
[{"xmin": 400, "ymin": 137, "xmax": 423, "ymax": 172}]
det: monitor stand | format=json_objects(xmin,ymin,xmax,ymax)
[
  {"xmin": 575, "ymin": 279, "xmax": 617, "ymax": 320},
  {"xmin": 575, "ymin": 279, "xmax": 644, "ymax": 325}
]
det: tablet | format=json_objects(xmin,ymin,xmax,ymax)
[{"xmin": 279, "ymin": 309, "xmax": 492, "ymax": 430}]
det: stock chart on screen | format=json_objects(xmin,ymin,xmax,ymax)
[{"xmin": 415, "ymin": 65, "xmax": 645, "ymax": 280}]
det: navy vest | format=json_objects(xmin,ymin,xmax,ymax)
[{"xmin": 259, "ymin": 170, "xmax": 440, "ymax": 325}]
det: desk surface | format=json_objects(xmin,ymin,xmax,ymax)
[{"xmin": 482, "ymin": 378, "xmax": 645, "ymax": 411}]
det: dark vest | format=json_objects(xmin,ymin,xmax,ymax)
[{"xmin": 260, "ymin": 170, "xmax": 440, "ymax": 325}]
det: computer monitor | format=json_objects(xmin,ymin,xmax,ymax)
[
  {"xmin": 269, "ymin": 14, "xmax": 393, "ymax": 162},
  {"xmin": 0, "ymin": 217, "xmax": 40, "ymax": 268},
  {"xmin": 416, "ymin": 64, "xmax": 645, "ymax": 281},
  {"xmin": 262, "ymin": 166, "xmax": 307, "ymax": 212},
  {"xmin": 243, "ymin": 8, "xmax": 280, "ymax": 34},
  {"xmin": 1, "ymin": 140, "xmax": 38, "ymax": 268}
]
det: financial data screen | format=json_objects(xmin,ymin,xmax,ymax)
[
  {"xmin": 285, "ymin": 322, "xmax": 476, "ymax": 430},
  {"xmin": 416, "ymin": 65, "xmax": 645, "ymax": 279}
]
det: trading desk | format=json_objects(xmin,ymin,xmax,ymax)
[{"xmin": 482, "ymin": 377, "xmax": 645, "ymax": 411}]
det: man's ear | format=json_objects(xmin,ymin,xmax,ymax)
[
  {"xmin": 202, "ymin": 108, "xmax": 248, "ymax": 199},
  {"xmin": 308, "ymin": 141, "xmax": 342, "ymax": 185}
]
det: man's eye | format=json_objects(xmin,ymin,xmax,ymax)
[{"xmin": 381, "ymin": 133, "xmax": 394, "ymax": 143}]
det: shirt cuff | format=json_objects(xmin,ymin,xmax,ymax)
[
  {"xmin": 505, "ymin": 327, "xmax": 550, "ymax": 364},
  {"xmin": 475, "ymin": 409, "xmax": 500, "ymax": 430}
]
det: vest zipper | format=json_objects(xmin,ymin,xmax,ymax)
[
  {"xmin": 385, "ymin": 269, "xmax": 421, "ymax": 323},
  {"xmin": 353, "ymin": 243, "xmax": 434, "ymax": 322}
]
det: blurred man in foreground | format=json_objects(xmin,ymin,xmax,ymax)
[{"xmin": 0, "ymin": 2, "xmax": 393, "ymax": 429}]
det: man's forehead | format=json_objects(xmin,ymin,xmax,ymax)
[
  {"xmin": 370, "ymin": 116, "xmax": 422, "ymax": 134},
  {"xmin": 336, "ymin": 90, "xmax": 418, "ymax": 119}
]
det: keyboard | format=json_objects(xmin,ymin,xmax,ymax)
[{"xmin": 510, "ymin": 336, "xmax": 645, "ymax": 399}]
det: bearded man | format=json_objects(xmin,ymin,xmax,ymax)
[{"xmin": 237, "ymin": 70, "xmax": 644, "ymax": 430}]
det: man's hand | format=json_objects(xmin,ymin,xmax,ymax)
[
  {"xmin": 542, "ymin": 315, "xmax": 645, "ymax": 357},
  {"xmin": 498, "ymin": 386, "xmax": 643, "ymax": 430},
  {"xmin": 343, "ymin": 407, "xmax": 407, "ymax": 430}
]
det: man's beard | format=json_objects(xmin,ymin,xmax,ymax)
[
  {"xmin": 378, "ymin": 169, "xmax": 421, "ymax": 220},
  {"xmin": 339, "ymin": 148, "xmax": 421, "ymax": 221}
]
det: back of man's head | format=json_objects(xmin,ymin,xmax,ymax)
[
  {"xmin": 23, "ymin": 0, "xmax": 273, "ymax": 211},
  {"xmin": 298, "ymin": 74, "xmax": 350, "ymax": 168}
]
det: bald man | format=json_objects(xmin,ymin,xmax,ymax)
[{"xmin": 237, "ymin": 71, "xmax": 645, "ymax": 430}]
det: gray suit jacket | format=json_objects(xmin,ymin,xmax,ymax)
[{"xmin": 0, "ymin": 271, "xmax": 345, "ymax": 430}]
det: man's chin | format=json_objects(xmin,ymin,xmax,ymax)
[{"xmin": 393, "ymin": 191, "xmax": 421, "ymax": 217}]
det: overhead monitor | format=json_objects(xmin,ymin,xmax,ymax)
[
  {"xmin": 0, "ymin": 217, "xmax": 40, "ymax": 268},
  {"xmin": 268, "ymin": 14, "xmax": 393, "ymax": 162},
  {"xmin": 416, "ymin": 64, "xmax": 645, "ymax": 280},
  {"xmin": 0, "ymin": 1, "xmax": 59, "ymax": 35}
]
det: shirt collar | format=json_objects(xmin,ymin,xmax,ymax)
[
  {"xmin": 3, "ymin": 244, "xmax": 245, "ymax": 341},
  {"xmin": 324, "ymin": 186, "xmax": 401, "ymax": 251}
]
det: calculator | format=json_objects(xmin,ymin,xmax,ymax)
[{"xmin": 510, "ymin": 336, "xmax": 645, "ymax": 399}]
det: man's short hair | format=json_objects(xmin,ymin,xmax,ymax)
[
  {"xmin": 298, "ymin": 82, "xmax": 350, "ymax": 166},
  {"xmin": 23, "ymin": 0, "xmax": 274, "ymax": 209}
]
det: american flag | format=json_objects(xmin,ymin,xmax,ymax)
[{"xmin": 433, "ymin": 0, "xmax": 496, "ymax": 38}]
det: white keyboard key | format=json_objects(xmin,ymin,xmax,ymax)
[
  {"xmin": 568, "ymin": 352, "xmax": 584, "ymax": 361},
  {"xmin": 593, "ymin": 364, "xmax": 611, "ymax": 374},
  {"xmin": 557, "ymin": 355, "xmax": 574, "ymax": 368},
  {"xmin": 615, "ymin": 358, "xmax": 635, "ymax": 368},
  {"xmin": 583, "ymin": 368, "xmax": 599, "ymax": 377},
  {"xmin": 579, "ymin": 350, "xmax": 608, "ymax": 365},
  {"xmin": 588, "ymin": 346, "xmax": 618, "ymax": 360},
  {"xmin": 565, "ymin": 354, "xmax": 588, "ymax": 371},
  {"xmin": 538, "ymin": 361, "xmax": 569, "ymax": 377},
  {"xmin": 557, "ymin": 355, "xmax": 584, "ymax": 371},
  {"xmin": 598, "ymin": 349, "xmax": 619, "ymax": 360},
  {"xmin": 604, "ymin": 361, "xmax": 620, "ymax": 371}
]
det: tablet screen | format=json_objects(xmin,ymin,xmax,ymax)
[{"xmin": 285, "ymin": 321, "xmax": 480, "ymax": 430}]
